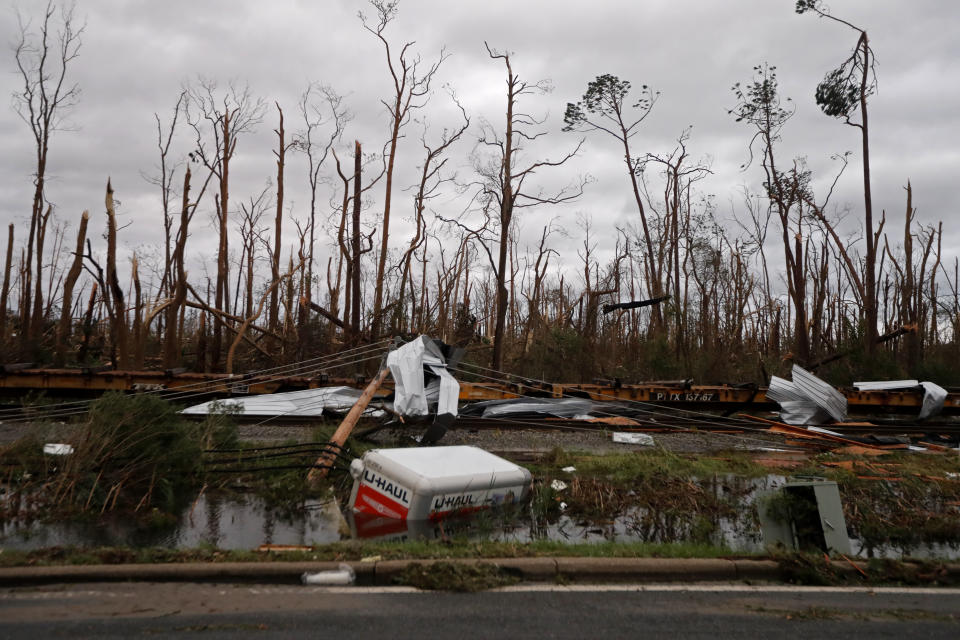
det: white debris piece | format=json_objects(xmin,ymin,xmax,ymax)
[
  {"xmin": 919, "ymin": 381, "xmax": 948, "ymax": 420},
  {"xmin": 550, "ymin": 479, "xmax": 568, "ymax": 492},
  {"xmin": 807, "ymin": 426, "xmax": 845, "ymax": 437},
  {"xmin": 386, "ymin": 336, "xmax": 459, "ymax": 418},
  {"xmin": 854, "ymin": 380, "xmax": 919, "ymax": 391},
  {"xmin": 561, "ymin": 466, "xmax": 577, "ymax": 473},
  {"xmin": 853, "ymin": 379, "xmax": 947, "ymax": 420},
  {"xmin": 43, "ymin": 443, "xmax": 74, "ymax": 456},
  {"xmin": 612, "ymin": 432, "xmax": 655, "ymax": 446},
  {"xmin": 301, "ymin": 563, "xmax": 355, "ymax": 586}
]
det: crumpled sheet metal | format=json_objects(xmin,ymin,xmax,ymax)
[
  {"xmin": 479, "ymin": 397, "xmax": 595, "ymax": 418},
  {"xmin": 385, "ymin": 336, "xmax": 459, "ymax": 418},
  {"xmin": 767, "ymin": 375, "xmax": 830, "ymax": 425},
  {"xmin": 919, "ymin": 381, "xmax": 948, "ymax": 420},
  {"xmin": 766, "ymin": 366, "xmax": 847, "ymax": 425},
  {"xmin": 180, "ymin": 385, "xmax": 374, "ymax": 417},
  {"xmin": 792, "ymin": 365, "xmax": 847, "ymax": 422}
]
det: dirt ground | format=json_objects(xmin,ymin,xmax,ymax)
[
  {"xmin": 0, "ymin": 415, "xmax": 791, "ymax": 455},
  {"xmin": 230, "ymin": 420, "xmax": 791, "ymax": 455}
]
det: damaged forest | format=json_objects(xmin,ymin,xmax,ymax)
[
  {"xmin": 0, "ymin": 0, "xmax": 956, "ymax": 386},
  {"xmin": 3, "ymin": 2, "xmax": 960, "ymax": 599}
]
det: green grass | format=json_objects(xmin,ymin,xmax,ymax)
[
  {"xmin": 0, "ymin": 540, "xmax": 745, "ymax": 568},
  {"xmin": 532, "ymin": 447, "xmax": 770, "ymax": 484}
]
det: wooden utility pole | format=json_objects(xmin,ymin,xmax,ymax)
[{"xmin": 308, "ymin": 366, "xmax": 390, "ymax": 483}]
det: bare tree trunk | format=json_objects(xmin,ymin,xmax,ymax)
[
  {"xmin": 490, "ymin": 53, "xmax": 517, "ymax": 373},
  {"xmin": 858, "ymin": 33, "xmax": 879, "ymax": 354},
  {"xmin": 195, "ymin": 311, "xmax": 207, "ymax": 373},
  {"xmin": 362, "ymin": 1, "xmax": 444, "ymax": 342},
  {"xmin": 212, "ymin": 112, "xmax": 231, "ymax": 371},
  {"xmin": 351, "ymin": 141, "xmax": 362, "ymax": 342},
  {"xmin": 54, "ymin": 210, "xmax": 88, "ymax": 366},
  {"xmin": 269, "ymin": 102, "xmax": 285, "ymax": 334},
  {"xmin": 78, "ymin": 282, "xmax": 97, "ymax": 363},
  {"xmin": 0, "ymin": 225, "xmax": 13, "ymax": 346},
  {"xmin": 485, "ymin": 44, "xmax": 582, "ymax": 370},
  {"xmin": 132, "ymin": 255, "xmax": 144, "ymax": 369},
  {"xmin": 164, "ymin": 168, "xmax": 191, "ymax": 368},
  {"xmin": 14, "ymin": 3, "xmax": 83, "ymax": 355},
  {"xmin": 105, "ymin": 180, "xmax": 129, "ymax": 369},
  {"xmin": 30, "ymin": 204, "xmax": 51, "ymax": 342}
]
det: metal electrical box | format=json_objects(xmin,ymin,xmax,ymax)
[{"xmin": 758, "ymin": 478, "xmax": 852, "ymax": 555}]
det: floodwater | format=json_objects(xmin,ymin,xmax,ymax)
[
  {"xmin": 2, "ymin": 475, "xmax": 958, "ymax": 561},
  {"xmin": 0, "ymin": 494, "xmax": 345, "ymax": 551}
]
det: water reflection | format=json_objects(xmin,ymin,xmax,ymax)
[
  {"xmin": 2, "ymin": 474, "xmax": 958, "ymax": 561},
  {"xmin": 1, "ymin": 493, "xmax": 345, "ymax": 551}
]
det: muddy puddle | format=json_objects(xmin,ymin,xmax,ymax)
[{"xmin": 2, "ymin": 474, "xmax": 958, "ymax": 560}]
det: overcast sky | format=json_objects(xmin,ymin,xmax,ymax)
[{"xmin": 1, "ymin": 0, "xmax": 957, "ymax": 294}]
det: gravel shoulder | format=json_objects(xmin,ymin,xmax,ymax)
[{"xmin": 0, "ymin": 414, "xmax": 791, "ymax": 455}]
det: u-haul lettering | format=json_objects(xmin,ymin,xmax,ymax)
[
  {"xmin": 430, "ymin": 485, "xmax": 523, "ymax": 516},
  {"xmin": 362, "ymin": 469, "xmax": 410, "ymax": 505},
  {"xmin": 432, "ymin": 493, "xmax": 478, "ymax": 510}
]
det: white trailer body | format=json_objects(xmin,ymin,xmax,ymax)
[{"xmin": 349, "ymin": 446, "xmax": 531, "ymax": 521}]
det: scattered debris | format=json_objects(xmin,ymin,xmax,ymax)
[
  {"xmin": 612, "ymin": 432, "xmax": 655, "ymax": 446},
  {"xmin": 258, "ymin": 544, "xmax": 312, "ymax": 553},
  {"xmin": 561, "ymin": 466, "xmax": 577, "ymax": 473},
  {"xmin": 550, "ymin": 479, "xmax": 568, "ymax": 492},
  {"xmin": 584, "ymin": 416, "xmax": 641, "ymax": 426}
]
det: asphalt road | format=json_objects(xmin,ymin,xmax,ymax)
[{"xmin": 1, "ymin": 582, "xmax": 959, "ymax": 638}]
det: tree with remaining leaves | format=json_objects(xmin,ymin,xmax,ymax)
[
  {"xmin": 564, "ymin": 74, "xmax": 662, "ymax": 328},
  {"xmin": 797, "ymin": 0, "xmax": 880, "ymax": 353},
  {"xmin": 730, "ymin": 64, "xmax": 814, "ymax": 364}
]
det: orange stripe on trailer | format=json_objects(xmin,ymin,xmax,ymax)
[{"xmin": 354, "ymin": 483, "xmax": 409, "ymax": 520}]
